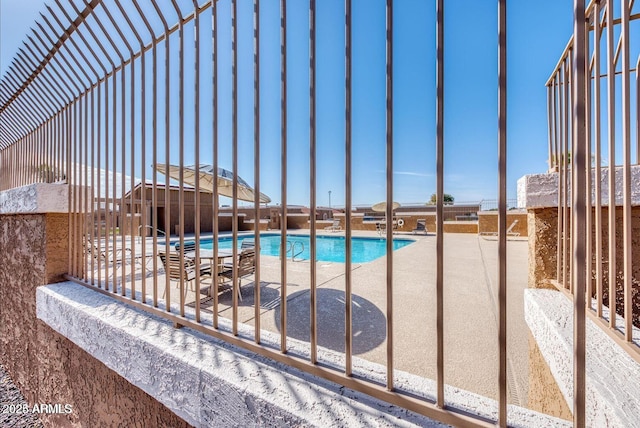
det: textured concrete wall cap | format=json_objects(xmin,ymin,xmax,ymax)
[
  {"xmin": 0, "ymin": 184, "xmax": 68, "ymax": 214},
  {"xmin": 517, "ymin": 165, "xmax": 640, "ymax": 209},
  {"xmin": 525, "ymin": 289, "xmax": 640, "ymax": 427},
  {"xmin": 36, "ymin": 282, "xmax": 569, "ymax": 428}
]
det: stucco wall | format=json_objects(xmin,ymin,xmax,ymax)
[
  {"xmin": 477, "ymin": 211, "xmax": 528, "ymax": 237},
  {"xmin": 527, "ymin": 333, "xmax": 571, "ymax": 420},
  {"xmin": 527, "ymin": 206, "xmax": 640, "ymax": 325},
  {"xmin": 442, "ymin": 221, "xmax": 478, "ymax": 234},
  {"xmin": 285, "ymin": 214, "xmax": 310, "ymax": 229},
  {"xmin": 527, "ymin": 208, "xmax": 559, "ymax": 289},
  {"xmin": 0, "ymin": 212, "xmax": 190, "ymax": 428},
  {"xmin": 333, "ymin": 213, "xmax": 437, "ymax": 233}
]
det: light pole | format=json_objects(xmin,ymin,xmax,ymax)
[{"xmin": 328, "ymin": 190, "xmax": 332, "ymax": 209}]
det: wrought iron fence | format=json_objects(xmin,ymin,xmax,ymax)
[
  {"xmin": 546, "ymin": 0, "xmax": 640, "ymax": 371},
  {"xmin": 0, "ymin": 0, "xmax": 601, "ymax": 426}
]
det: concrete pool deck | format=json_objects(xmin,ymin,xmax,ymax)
[{"xmin": 93, "ymin": 230, "xmax": 531, "ymax": 407}]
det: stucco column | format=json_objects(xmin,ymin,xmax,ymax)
[{"xmin": 0, "ymin": 183, "xmax": 190, "ymax": 427}]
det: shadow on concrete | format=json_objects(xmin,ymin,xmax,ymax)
[
  {"xmin": 273, "ymin": 288, "xmax": 386, "ymax": 355},
  {"xmin": 190, "ymin": 281, "xmax": 283, "ymax": 311}
]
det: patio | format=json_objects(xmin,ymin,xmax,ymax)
[{"xmin": 95, "ymin": 231, "xmax": 531, "ymax": 406}]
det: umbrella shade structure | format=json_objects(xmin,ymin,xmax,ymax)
[
  {"xmin": 155, "ymin": 164, "xmax": 271, "ymax": 203},
  {"xmin": 371, "ymin": 201, "xmax": 401, "ymax": 213},
  {"xmin": 372, "ymin": 201, "xmax": 401, "ymax": 233}
]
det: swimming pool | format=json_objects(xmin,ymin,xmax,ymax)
[{"xmin": 197, "ymin": 233, "xmax": 415, "ymax": 263}]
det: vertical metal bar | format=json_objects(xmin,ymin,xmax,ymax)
[
  {"xmin": 19, "ymin": 136, "xmax": 23, "ymax": 186},
  {"xmin": 150, "ymin": 0, "xmax": 172, "ymax": 311},
  {"xmin": 129, "ymin": 67, "xmax": 137, "ymax": 299},
  {"xmin": 73, "ymin": 97, "xmax": 79, "ymax": 278},
  {"xmin": 140, "ymin": 35, "xmax": 148, "ymax": 304},
  {"xmin": 132, "ymin": 0, "xmax": 158, "ymax": 307},
  {"xmin": 344, "ymin": 0, "xmax": 353, "ymax": 377},
  {"xmin": 171, "ymin": 0, "xmax": 186, "ymax": 316},
  {"xmin": 497, "ymin": 0, "xmax": 508, "ymax": 424},
  {"xmin": 231, "ymin": 0, "xmax": 239, "ymax": 336},
  {"xmin": 620, "ymin": 0, "xmax": 632, "ymax": 341},
  {"xmin": 594, "ymin": 0, "xmax": 603, "ymax": 317},
  {"xmin": 385, "ymin": 0, "xmax": 394, "ymax": 392},
  {"xmin": 585, "ymin": 14, "xmax": 592, "ymax": 311},
  {"xmin": 112, "ymin": 65, "xmax": 118, "ymax": 290},
  {"xmin": 254, "ymin": 0, "xmax": 262, "ymax": 343},
  {"xmin": 280, "ymin": 0, "xmax": 288, "ymax": 354},
  {"xmin": 84, "ymin": 91, "xmax": 89, "ymax": 283},
  {"xmin": 25, "ymin": 133, "xmax": 29, "ymax": 185},
  {"xmin": 570, "ymin": 54, "xmax": 575, "ymax": 295},
  {"xmin": 98, "ymin": 79, "xmax": 104, "ymax": 288},
  {"xmin": 152, "ymin": 33, "xmax": 159, "ymax": 307},
  {"xmin": 76, "ymin": 98, "xmax": 82, "ymax": 278},
  {"xmin": 67, "ymin": 107, "xmax": 73, "ymax": 277},
  {"xmin": 212, "ymin": 1, "xmax": 220, "ymax": 328},
  {"xmin": 89, "ymin": 87, "xmax": 95, "ymax": 286},
  {"xmin": 309, "ymin": 0, "xmax": 318, "ymax": 365},
  {"xmin": 606, "ymin": 0, "xmax": 616, "ymax": 328},
  {"xmin": 554, "ymin": 77, "xmax": 560, "ymax": 171},
  {"xmin": 572, "ymin": 51, "xmax": 577, "ymax": 296},
  {"xmin": 103, "ymin": 78, "xmax": 110, "ymax": 289},
  {"xmin": 193, "ymin": 0, "xmax": 202, "ymax": 323},
  {"xmin": 548, "ymin": 85, "xmax": 555, "ymax": 171},
  {"xmin": 31, "ymin": 127, "xmax": 36, "ymax": 186},
  {"xmin": 572, "ymin": 1, "xmax": 587, "ymax": 426},
  {"xmin": 124, "ymin": 52, "xmax": 134, "ymax": 298},
  {"xmin": 20, "ymin": 130, "xmax": 25, "ymax": 186},
  {"xmin": 435, "ymin": 0, "xmax": 445, "ymax": 408},
  {"xmin": 557, "ymin": 69, "xmax": 564, "ymax": 284},
  {"xmin": 18, "ymin": 135, "xmax": 22, "ymax": 186},
  {"xmin": 636, "ymin": 56, "xmax": 640, "ymax": 166},
  {"xmin": 564, "ymin": 59, "xmax": 570, "ymax": 289}
]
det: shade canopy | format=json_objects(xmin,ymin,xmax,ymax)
[
  {"xmin": 155, "ymin": 164, "xmax": 271, "ymax": 203},
  {"xmin": 371, "ymin": 201, "xmax": 401, "ymax": 212}
]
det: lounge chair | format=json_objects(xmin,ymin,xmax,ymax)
[
  {"xmin": 174, "ymin": 240, "xmax": 196, "ymax": 254},
  {"xmin": 412, "ymin": 219, "xmax": 428, "ymax": 235},
  {"xmin": 507, "ymin": 220, "xmax": 520, "ymax": 237},
  {"xmin": 159, "ymin": 251, "xmax": 211, "ymax": 299},
  {"xmin": 324, "ymin": 219, "xmax": 342, "ymax": 232},
  {"xmin": 218, "ymin": 248, "xmax": 256, "ymax": 301},
  {"xmin": 479, "ymin": 219, "xmax": 520, "ymax": 237},
  {"xmin": 86, "ymin": 240, "xmax": 131, "ymax": 266}
]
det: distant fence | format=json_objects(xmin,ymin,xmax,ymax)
[{"xmin": 480, "ymin": 199, "xmax": 518, "ymax": 212}]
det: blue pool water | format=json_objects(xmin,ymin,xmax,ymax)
[{"xmin": 197, "ymin": 233, "xmax": 414, "ymax": 263}]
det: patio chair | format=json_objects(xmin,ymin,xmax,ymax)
[
  {"xmin": 412, "ymin": 219, "xmax": 428, "ymax": 235},
  {"xmin": 479, "ymin": 219, "xmax": 520, "ymax": 237},
  {"xmin": 175, "ymin": 240, "xmax": 196, "ymax": 254},
  {"xmin": 241, "ymin": 238, "xmax": 255, "ymax": 249},
  {"xmin": 159, "ymin": 251, "xmax": 212, "ymax": 299},
  {"xmin": 218, "ymin": 248, "xmax": 256, "ymax": 301},
  {"xmin": 324, "ymin": 219, "xmax": 342, "ymax": 232},
  {"xmin": 86, "ymin": 240, "xmax": 131, "ymax": 266},
  {"xmin": 506, "ymin": 220, "xmax": 520, "ymax": 237}
]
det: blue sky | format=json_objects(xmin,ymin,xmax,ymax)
[{"xmin": 1, "ymin": 0, "xmax": 576, "ymax": 206}]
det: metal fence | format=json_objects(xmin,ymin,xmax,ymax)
[
  {"xmin": 546, "ymin": 0, "xmax": 640, "ymax": 372},
  {"xmin": 0, "ymin": 0, "xmax": 597, "ymax": 426}
]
